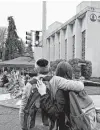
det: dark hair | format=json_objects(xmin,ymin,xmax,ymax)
[{"xmin": 56, "ymin": 61, "xmax": 73, "ymax": 79}]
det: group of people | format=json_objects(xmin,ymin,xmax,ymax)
[{"xmin": 19, "ymin": 58, "xmax": 100, "ymax": 130}]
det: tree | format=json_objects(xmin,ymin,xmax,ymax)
[
  {"xmin": 26, "ymin": 44, "xmax": 34, "ymax": 58},
  {"xmin": 0, "ymin": 27, "xmax": 7, "ymax": 60},
  {"xmin": 4, "ymin": 16, "xmax": 25, "ymax": 60}
]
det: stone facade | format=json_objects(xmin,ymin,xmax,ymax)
[{"xmin": 41, "ymin": 1, "xmax": 100, "ymax": 77}]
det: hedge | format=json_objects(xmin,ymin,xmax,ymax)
[
  {"xmin": 50, "ymin": 59, "xmax": 65, "ymax": 72},
  {"xmin": 50, "ymin": 58, "xmax": 92, "ymax": 79},
  {"xmin": 68, "ymin": 58, "xmax": 92, "ymax": 79}
]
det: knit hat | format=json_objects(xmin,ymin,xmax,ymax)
[{"xmin": 36, "ymin": 58, "xmax": 49, "ymax": 74}]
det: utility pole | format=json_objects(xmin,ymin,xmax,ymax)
[
  {"xmin": 42, "ymin": 1, "xmax": 46, "ymax": 58},
  {"xmin": 30, "ymin": 1, "xmax": 47, "ymax": 61}
]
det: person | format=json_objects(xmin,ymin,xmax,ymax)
[
  {"xmin": 19, "ymin": 61, "xmax": 50, "ymax": 130},
  {"xmin": 19, "ymin": 59, "xmax": 84, "ymax": 130},
  {"xmin": 19, "ymin": 71, "xmax": 39, "ymax": 130},
  {"xmin": 1, "ymin": 71, "xmax": 9, "ymax": 87},
  {"xmin": 37, "ymin": 61, "xmax": 100, "ymax": 130},
  {"xmin": 36, "ymin": 61, "xmax": 75, "ymax": 130},
  {"xmin": 24, "ymin": 74, "xmax": 30, "ymax": 85},
  {"xmin": 35, "ymin": 59, "xmax": 84, "ymax": 130}
]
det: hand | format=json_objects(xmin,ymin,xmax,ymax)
[{"xmin": 36, "ymin": 80, "xmax": 47, "ymax": 96}]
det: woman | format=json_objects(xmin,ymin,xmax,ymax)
[
  {"xmin": 36, "ymin": 61, "xmax": 76, "ymax": 130},
  {"xmin": 36, "ymin": 61, "xmax": 98, "ymax": 130},
  {"xmin": 55, "ymin": 61, "xmax": 73, "ymax": 129}
]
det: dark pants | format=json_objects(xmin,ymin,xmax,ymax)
[
  {"xmin": 57, "ymin": 113, "xmax": 65, "ymax": 130},
  {"xmin": 29, "ymin": 108, "xmax": 49, "ymax": 129},
  {"xmin": 41, "ymin": 109, "xmax": 49, "ymax": 126},
  {"xmin": 30, "ymin": 107, "xmax": 38, "ymax": 128}
]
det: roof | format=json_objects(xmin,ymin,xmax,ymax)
[
  {"xmin": 0, "ymin": 56, "xmax": 35, "ymax": 68},
  {"xmin": 46, "ymin": 6, "xmax": 91, "ymax": 38}
]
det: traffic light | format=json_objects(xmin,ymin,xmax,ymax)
[
  {"xmin": 26, "ymin": 31, "xmax": 32, "ymax": 44},
  {"xmin": 34, "ymin": 31, "xmax": 40, "ymax": 46}
]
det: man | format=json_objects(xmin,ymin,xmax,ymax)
[
  {"xmin": 19, "ymin": 58, "xmax": 84, "ymax": 130},
  {"xmin": 19, "ymin": 59, "xmax": 50, "ymax": 130}
]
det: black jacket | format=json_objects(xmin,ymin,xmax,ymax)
[{"xmin": 40, "ymin": 89, "xmax": 70, "ymax": 130}]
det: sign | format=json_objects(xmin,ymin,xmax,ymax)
[{"xmin": 90, "ymin": 13, "xmax": 97, "ymax": 22}]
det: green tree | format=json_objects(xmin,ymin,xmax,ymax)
[
  {"xmin": 5, "ymin": 16, "xmax": 25, "ymax": 60},
  {"xmin": 0, "ymin": 27, "xmax": 7, "ymax": 60},
  {"xmin": 26, "ymin": 44, "xmax": 33, "ymax": 58}
]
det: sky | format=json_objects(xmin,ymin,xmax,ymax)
[{"xmin": 0, "ymin": 0, "xmax": 88, "ymax": 41}]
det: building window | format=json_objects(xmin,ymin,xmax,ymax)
[
  {"xmin": 72, "ymin": 35, "xmax": 75, "ymax": 58},
  {"xmin": 58, "ymin": 33, "xmax": 60, "ymax": 59},
  {"xmin": 59, "ymin": 42, "xmax": 60, "ymax": 59},
  {"xmin": 52, "ymin": 36, "xmax": 55, "ymax": 61},
  {"xmin": 48, "ymin": 38, "xmax": 50, "ymax": 61},
  {"xmin": 65, "ymin": 39, "xmax": 67, "ymax": 60},
  {"xmin": 82, "ymin": 30, "xmax": 86, "ymax": 60}
]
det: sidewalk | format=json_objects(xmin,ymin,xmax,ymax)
[
  {"xmin": 0, "ymin": 93, "xmax": 20, "ymax": 109},
  {"xmin": 0, "ymin": 93, "xmax": 100, "ymax": 130},
  {"xmin": 90, "ymin": 95, "xmax": 100, "ymax": 109},
  {"xmin": 0, "ymin": 93, "xmax": 100, "ymax": 109}
]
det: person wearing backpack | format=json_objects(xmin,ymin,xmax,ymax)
[
  {"xmin": 19, "ymin": 59, "xmax": 51, "ymax": 130},
  {"xmin": 36, "ymin": 61, "xmax": 98, "ymax": 130},
  {"xmin": 36, "ymin": 61, "xmax": 74, "ymax": 130},
  {"xmin": 19, "ymin": 59, "xmax": 84, "ymax": 130},
  {"xmin": 35, "ymin": 59, "xmax": 84, "ymax": 130},
  {"xmin": 35, "ymin": 59, "xmax": 84, "ymax": 129}
]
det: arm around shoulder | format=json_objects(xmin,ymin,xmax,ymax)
[{"xmin": 52, "ymin": 76, "xmax": 84, "ymax": 92}]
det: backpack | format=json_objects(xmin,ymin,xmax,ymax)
[
  {"xmin": 23, "ymin": 76, "xmax": 53, "ymax": 130},
  {"xmin": 24, "ymin": 76, "xmax": 53, "ymax": 113},
  {"xmin": 67, "ymin": 90, "xmax": 97, "ymax": 130}
]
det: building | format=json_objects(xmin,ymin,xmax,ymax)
[{"xmin": 40, "ymin": 1, "xmax": 100, "ymax": 77}]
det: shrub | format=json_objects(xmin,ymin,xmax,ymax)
[
  {"xmin": 68, "ymin": 58, "xmax": 81, "ymax": 79},
  {"xmin": 50, "ymin": 59, "xmax": 65, "ymax": 72},
  {"xmin": 68, "ymin": 58, "xmax": 92, "ymax": 79},
  {"xmin": 50, "ymin": 58, "xmax": 92, "ymax": 79},
  {"xmin": 83, "ymin": 61, "xmax": 92, "ymax": 79}
]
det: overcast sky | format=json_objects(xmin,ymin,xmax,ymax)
[{"xmin": 0, "ymin": 0, "xmax": 85, "ymax": 41}]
